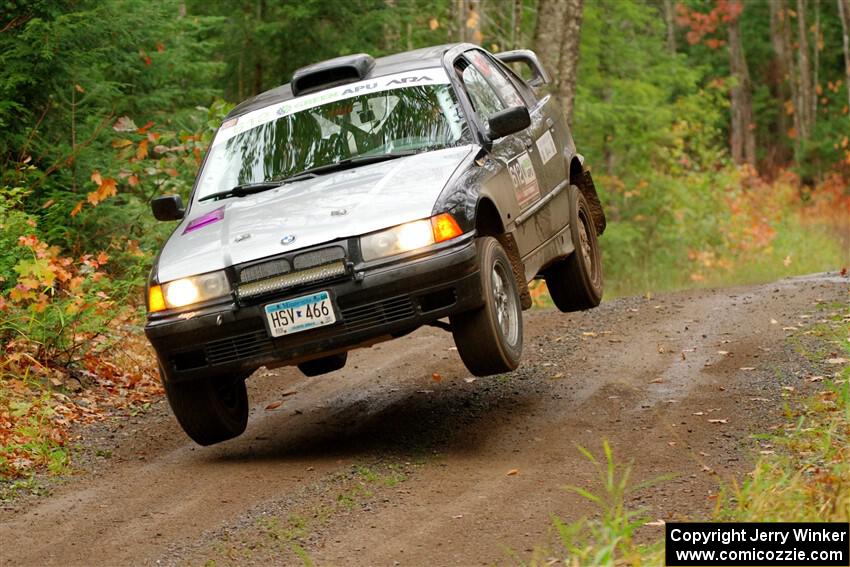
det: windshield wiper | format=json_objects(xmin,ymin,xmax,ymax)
[
  {"xmin": 198, "ymin": 180, "xmax": 285, "ymax": 202},
  {"xmin": 285, "ymin": 151, "xmax": 418, "ymax": 179},
  {"xmin": 199, "ymin": 152, "xmax": 417, "ymax": 202}
]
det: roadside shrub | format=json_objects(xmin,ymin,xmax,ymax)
[{"xmin": 590, "ymin": 167, "xmax": 847, "ymax": 299}]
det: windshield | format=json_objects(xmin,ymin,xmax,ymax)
[{"xmin": 195, "ymin": 69, "xmax": 469, "ymax": 202}]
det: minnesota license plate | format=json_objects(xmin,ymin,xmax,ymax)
[{"xmin": 264, "ymin": 291, "xmax": 336, "ymax": 338}]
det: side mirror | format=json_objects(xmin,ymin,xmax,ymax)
[
  {"xmin": 151, "ymin": 195, "xmax": 185, "ymax": 221},
  {"xmin": 486, "ymin": 106, "xmax": 531, "ymax": 140}
]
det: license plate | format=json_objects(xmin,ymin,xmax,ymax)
[{"xmin": 264, "ymin": 291, "xmax": 336, "ymax": 338}]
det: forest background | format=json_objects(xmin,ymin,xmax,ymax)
[{"xmin": 0, "ymin": 0, "xmax": 848, "ymax": 479}]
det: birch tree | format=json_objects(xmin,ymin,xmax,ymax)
[{"xmin": 533, "ymin": 0, "xmax": 584, "ymax": 126}]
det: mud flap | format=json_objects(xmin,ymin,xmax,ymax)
[
  {"xmin": 497, "ymin": 232, "xmax": 532, "ymax": 311},
  {"xmin": 578, "ymin": 169, "xmax": 606, "ymax": 236}
]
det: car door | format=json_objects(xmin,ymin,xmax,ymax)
[
  {"xmin": 458, "ymin": 49, "xmax": 558, "ymax": 259},
  {"xmin": 466, "ymin": 50, "xmax": 564, "ymax": 199}
]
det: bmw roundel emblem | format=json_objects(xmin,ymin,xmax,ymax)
[{"xmin": 280, "ymin": 234, "xmax": 296, "ymax": 245}]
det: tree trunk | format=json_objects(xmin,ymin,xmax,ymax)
[
  {"xmin": 512, "ymin": 0, "xmax": 523, "ymax": 49},
  {"xmin": 252, "ymin": 0, "xmax": 265, "ymax": 95},
  {"xmin": 727, "ymin": 5, "xmax": 756, "ymax": 168},
  {"xmin": 662, "ymin": 0, "xmax": 677, "ymax": 54},
  {"xmin": 533, "ymin": 0, "xmax": 583, "ymax": 126},
  {"xmin": 768, "ymin": 1, "xmax": 791, "ymax": 169},
  {"xmin": 796, "ymin": 0, "xmax": 814, "ymax": 139},
  {"xmin": 555, "ymin": 0, "xmax": 583, "ymax": 125},
  {"xmin": 533, "ymin": 0, "xmax": 565, "ymax": 80},
  {"xmin": 456, "ymin": 0, "xmax": 467, "ymax": 42},
  {"xmin": 812, "ymin": 0, "xmax": 820, "ymax": 122},
  {"xmin": 383, "ymin": 0, "xmax": 400, "ymax": 51},
  {"xmin": 838, "ymin": 0, "xmax": 850, "ymax": 111},
  {"xmin": 774, "ymin": 0, "xmax": 806, "ymax": 160},
  {"xmin": 467, "ymin": 0, "xmax": 482, "ymax": 44}
]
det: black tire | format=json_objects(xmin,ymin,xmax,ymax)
[
  {"xmin": 161, "ymin": 367, "xmax": 249, "ymax": 446},
  {"xmin": 450, "ymin": 236, "xmax": 523, "ymax": 376},
  {"xmin": 297, "ymin": 352, "xmax": 348, "ymax": 377},
  {"xmin": 545, "ymin": 185, "xmax": 603, "ymax": 312}
]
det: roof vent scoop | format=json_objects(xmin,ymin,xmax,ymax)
[{"xmin": 291, "ymin": 53, "xmax": 375, "ymax": 97}]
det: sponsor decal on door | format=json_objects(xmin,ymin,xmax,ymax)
[
  {"xmin": 508, "ymin": 152, "xmax": 540, "ymax": 209},
  {"xmin": 536, "ymin": 130, "xmax": 557, "ymax": 164}
]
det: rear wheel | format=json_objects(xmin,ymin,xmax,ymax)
[
  {"xmin": 298, "ymin": 352, "xmax": 348, "ymax": 377},
  {"xmin": 450, "ymin": 237, "xmax": 523, "ymax": 376},
  {"xmin": 545, "ymin": 186, "xmax": 603, "ymax": 312},
  {"xmin": 161, "ymin": 368, "xmax": 249, "ymax": 446}
]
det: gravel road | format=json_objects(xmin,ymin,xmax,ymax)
[{"xmin": 1, "ymin": 273, "xmax": 847, "ymax": 567}]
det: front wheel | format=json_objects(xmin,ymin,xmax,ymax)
[
  {"xmin": 450, "ymin": 236, "xmax": 523, "ymax": 376},
  {"xmin": 545, "ymin": 185, "xmax": 603, "ymax": 312},
  {"xmin": 161, "ymin": 368, "xmax": 249, "ymax": 446}
]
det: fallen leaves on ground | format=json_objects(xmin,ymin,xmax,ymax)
[{"xmin": 1, "ymin": 320, "xmax": 162, "ymax": 479}]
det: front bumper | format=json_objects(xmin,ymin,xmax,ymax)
[{"xmin": 145, "ymin": 237, "xmax": 481, "ymax": 382}]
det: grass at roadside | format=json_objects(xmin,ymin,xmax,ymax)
[
  {"xmin": 525, "ymin": 292, "xmax": 850, "ymax": 565},
  {"xmin": 715, "ymin": 311, "xmax": 850, "ymax": 524},
  {"xmin": 531, "ymin": 167, "xmax": 849, "ymax": 306}
]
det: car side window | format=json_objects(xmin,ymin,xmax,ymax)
[
  {"xmin": 501, "ymin": 65, "xmax": 539, "ymax": 107},
  {"xmin": 466, "ymin": 50, "xmax": 525, "ymax": 108},
  {"xmin": 460, "ymin": 64, "xmax": 505, "ymax": 122}
]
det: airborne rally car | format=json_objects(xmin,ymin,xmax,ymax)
[{"xmin": 145, "ymin": 44, "xmax": 606, "ymax": 445}]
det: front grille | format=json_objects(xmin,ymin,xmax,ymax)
[
  {"xmin": 205, "ymin": 330, "xmax": 274, "ymax": 366},
  {"xmin": 340, "ymin": 295, "xmax": 416, "ymax": 333},
  {"xmin": 240, "ymin": 259, "xmax": 290, "ymax": 283},
  {"xmin": 238, "ymin": 246, "xmax": 347, "ymax": 283},
  {"xmin": 293, "ymin": 246, "xmax": 345, "ymax": 270}
]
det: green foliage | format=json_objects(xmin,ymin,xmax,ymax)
[
  {"xmin": 0, "ymin": 388, "xmax": 70, "ymax": 482},
  {"xmin": 186, "ymin": 0, "xmax": 457, "ymax": 101},
  {"xmin": 567, "ymin": 0, "xmax": 847, "ymax": 299},
  {"xmin": 574, "ymin": 0, "xmax": 708, "ymax": 179},
  {"xmin": 0, "ymin": 188, "xmax": 38, "ymax": 289},
  {"xmin": 526, "ymin": 441, "xmax": 663, "ymax": 566}
]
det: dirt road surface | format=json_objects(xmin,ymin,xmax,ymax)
[{"xmin": 1, "ymin": 273, "xmax": 847, "ymax": 567}]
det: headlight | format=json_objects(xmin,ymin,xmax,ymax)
[
  {"xmin": 360, "ymin": 213, "xmax": 463, "ymax": 261},
  {"xmin": 148, "ymin": 270, "xmax": 231, "ymax": 312}
]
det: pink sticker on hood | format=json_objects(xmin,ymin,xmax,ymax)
[{"xmin": 183, "ymin": 207, "xmax": 224, "ymax": 234}]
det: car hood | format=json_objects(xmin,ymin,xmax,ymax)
[{"xmin": 156, "ymin": 145, "xmax": 476, "ymax": 282}]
